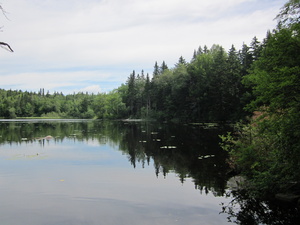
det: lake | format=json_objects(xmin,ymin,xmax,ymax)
[{"xmin": 0, "ymin": 119, "xmax": 235, "ymax": 225}]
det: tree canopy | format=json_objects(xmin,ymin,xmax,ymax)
[{"xmin": 221, "ymin": 0, "xmax": 300, "ymax": 197}]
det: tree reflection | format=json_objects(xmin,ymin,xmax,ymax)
[
  {"xmin": 0, "ymin": 120, "xmax": 230, "ymax": 196},
  {"xmin": 221, "ymin": 189, "xmax": 300, "ymax": 225},
  {"xmin": 2, "ymin": 119, "xmax": 300, "ymax": 223},
  {"xmin": 117, "ymin": 122, "xmax": 231, "ymax": 196}
]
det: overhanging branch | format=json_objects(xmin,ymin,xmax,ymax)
[{"xmin": 0, "ymin": 41, "xmax": 13, "ymax": 52}]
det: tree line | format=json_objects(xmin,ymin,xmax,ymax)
[
  {"xmin": 0, "ymin": 88, "xmax": 127, "ymax": 119},
  {"xmin": 122, "ymin": 40, "xmax": 263, "ymax": 122},
  {"xmin": 0, "ymin": 37, "xmax": 260, "ymax": 122},
  {"xmin": 1, "ymin": 38, "xmax": 263, "ymax": 122}
]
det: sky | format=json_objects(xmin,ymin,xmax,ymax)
[{"xmin": 0, "ymin": 0, "xmax": 287, "ymax": 94}]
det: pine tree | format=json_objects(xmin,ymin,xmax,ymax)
[
  {"xmin": 126, "ymin": 70, "xmax": 137, "ymax": 116},
  {"xmin": 197, "ymin": 46, "xmax": 203, "ymax": 55},
  {"xmin": 250, "ymin": 36, "xmax": 262, "ymax": 61},
  {"xmin": 192, "ymin": 50, "xmax": 197, "ymax": 61},
  {"xmin": 175, "ymin": 56, "xmax": 187, "ymax": 67},
  {"xmin": 153, "ymin": 61, "xmax": 160, "ymax": 79},
  {"xmin": 239, "ymin": 43, "xmax": 253, "ymax": 76},
  {"xmin": 144, "ymin": 73, "xmax": 151, "ymax": 117},
  {"xmin": 160, "ymin": 61, "xmax": 168, "ymax": 74}
]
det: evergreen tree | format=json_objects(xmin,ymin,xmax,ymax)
[
  {"xmin": 126, "ymin": 70, "xmax": 137, "ymax": 116},
  {"xmin": 153, "ymin": 61, "xmax": 160, "ymax": 78},
  {"xmin": 197, "ymin": 46, "xmax": 203, "ymax": 55},
  {"xmin": 144, "ymin": 73, "xmax": 152, "ymax": 117},
  {"xmin": 203, "ymin": 45, "xmax": 209, "ymax": 54},
  {"xmin": 250, "ymin": 36, "xmax": 262, "ymax": 61},
  {"xmin": 176, "ymin": 56, "xmax": 186, "ymax": 66},
  {"xmin": 192, "ymin": 50, "xmax": 197, "ymax": 61},
  {"xmin": 160, "ymin": 61, "xmax": 168, "ymax": 74},
  {"xmin": 239, "ymin": 43, "xmax": 253, "ymax": 76},
  {"xmin": 226, "ymin": 45, "xmax": 248, "ymax": 120},
  {"xmin": 208, "ymin": 45, "xmax": 228, "ymax": 121}
]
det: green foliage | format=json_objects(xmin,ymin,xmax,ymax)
[
  {"xmin": 244, "ymin": 26, "xmax": 300, "ymax": 113},
  {"xmin": 40, "ymin": 112, "xmax": 61, "ymax": 118},
  {"xmin": 122, "ymin": 43, "xmax": 257, "ymax": 122},
  {"xmin": 0, "ymin": 88, "xmax": 126, "ymax": 119},
  {"xmin": 223, "ymin": 115, "xmax": 300, "ymax": 196},
  {"xmin": 276, "ymin": 0, "xmax": 300, "ymax": 28},
  {"xmin": 219, "ymin": 132, "xmax": 235, "ymax": 152},
  {"xmin": 223, "ymin": 2, "xmax": 300, "ymax": 196},
  {"xmin": 1, "ymin": 35, "xmax": 262, "ymax": 123}
]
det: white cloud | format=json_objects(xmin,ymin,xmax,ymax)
[
  {"xmin": 0, "ymin": 0, "xmax": 287, "ymax": 93},
  {"xmin": 77, "ymin": 85, "xmax": 102, "ymax": 94},
  {"xmin": 0, "ymin": 70, "xmax": 115, "ymax": 93}
]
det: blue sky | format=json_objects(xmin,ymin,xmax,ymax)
[{"xmin": 0, "ymin": 0, "xmax": 287, "ymax": 94}]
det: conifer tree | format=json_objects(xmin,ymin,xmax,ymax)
[
  {"xmin": 160, "ymin": 61, "xmax": 168, "ymax": 74},
  {"xmin": 126, "ymin": 70, "xmax": 137, "ymax": 116},
  {"xmin": 153, "ymin": 61, "xmax": 160, "ymax": 79}
]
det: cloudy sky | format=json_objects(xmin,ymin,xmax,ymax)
[{"xmin": 0, "ymin": 0, "xmax": 287, "ymax": 94}]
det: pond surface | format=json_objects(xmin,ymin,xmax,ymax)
[{"xmin": 0, "ymin": 119, "xmax": 234, "ymax": 225}]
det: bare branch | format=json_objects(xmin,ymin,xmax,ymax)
[
  {"xmin": 0, "ymin": 4, "xmax": 13, "ymax": 52},
  {"xmin": 0, "ymin": 41, "xmax": 13, "ymax": 52},
  {"xmin": 0, "ymin": 5, "xmax": 10, "ymax": 20}
]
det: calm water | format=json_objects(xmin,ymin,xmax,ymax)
[{"xmin": 0, "ymin": 119, "xmax": 234, "ymax": 225}]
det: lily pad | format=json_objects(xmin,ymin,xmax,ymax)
[{"xmin": 198, "ymin": 155, "xmax": 215, "ymax": 160}]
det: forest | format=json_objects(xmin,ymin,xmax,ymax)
[
  {"xmin": 0, "ymin": 88, "xmax": 127, "ymax": 119},
  {"xmin": 1, "ymin": 0, "xmax": 300, "ymax": 200},
  {"xmin": 0, "ymin": 39, "xmax": 259, "ymax": 122}
]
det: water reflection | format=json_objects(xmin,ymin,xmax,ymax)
[
  {"xmin": 3, "ymin": 120, "xmax": 299, "ymax": 224},
  {"xmin": 118, "ymin": 122, "xmax": 230, "ymax": 196},
  {"xmin": 0, "ymin": 119, "xmax": 233, "ymax": 225},
  {"xmin": 0, "ymin": 120, "xmax": 231, "ymax": 196},
  {"xmin": 221, "ymin": 189, "xmax": 300, "ymax": 225}
]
